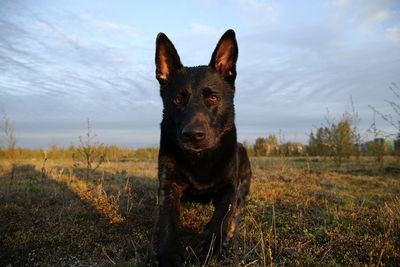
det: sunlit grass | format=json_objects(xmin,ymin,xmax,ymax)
[{"xmin": 0, "ymin": 156, "xmax": 399, "ymax": 266}]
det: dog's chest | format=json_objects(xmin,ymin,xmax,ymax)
[
  {"xmin": 186, "ymin": 173, "xmax": 216, "ymax": 191},
  {"xmin": 183, "ymin": 161, "xmax": 233, "ymax": 192}
]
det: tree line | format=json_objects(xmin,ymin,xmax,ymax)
[
  {"xmin": 247, "ymin": 116, "xmax": 399, "ymax": 164},
  {"xmin": 1, "ymin": 83, "xmax": 399, "ymax": 169}
]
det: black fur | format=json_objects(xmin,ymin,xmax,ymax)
[{"xmin": 155, "ymin": 29, "xmax": 252, "ymax": 266}]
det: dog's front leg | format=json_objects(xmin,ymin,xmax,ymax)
[
  {"xmin": 197, "ymin": 185, "xmax": 238, "ymax": 257},
  {"xmin": 158, "ymin": 180, "xmax": 185, "ymax": 267}
]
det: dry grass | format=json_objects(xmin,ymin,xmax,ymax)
[{"xmin": 0, "ymin": 156, "xmax": 399, "ymax": 266}]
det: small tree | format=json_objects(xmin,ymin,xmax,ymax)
[
  {"xmin": 280, "ymin": 142, "xmax": 303, "ymax": 156},
  {"xmin": 254, "ymin": 137, "xmax": 267, "ymax": 156},
  {"xmin": 329, "ymin": 118, "xmax": 355, "ymax": 167},
  {"xmin": 308, "ymin": 127, "xmax": 331, "ymax": 156},
  {"xmin": 311, "ymin": 110, "xmax": 357, "ymax": 167},
  {"xmin": 73, "ymin": 119, "xmax": 107, "ymax": 181},
  {"xmin": 367, "ymin": 115, "xmax": 386, "ymax": 166},
  {"xmin": 349, "ymin": 96, "xmax": 362, "ymax": 162},
  {"xmin": 1, "ymin": 108, "xmax": 17, "ymax": 179},
  {"xmin": 266, "ymin": 134, "xmax": 279, "ymax": 156},
  {"xmin": 266, "ymin": 134, "xmax": 278, "ymax": 146}
]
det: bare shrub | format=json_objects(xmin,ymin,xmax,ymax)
[
  {"xmin": 72, "ymin": 119, "xmax": 107, "ymax": 181},
  {"xmin": 1, "ymin": 108, "xmax": 17, "ymax": 180}
]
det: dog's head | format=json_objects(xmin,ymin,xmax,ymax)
[{"xmin": 155, "ymin": 30, "xmax": 238, "ymax": 153}]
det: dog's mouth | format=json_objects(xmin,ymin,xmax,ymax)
[
  {"xmin": 178, "ymin": 138, "xmax": 217, "ymax": 154},
  {"xmin": 179, "ymin": 142, "xmax": 211, "ymax": 153}
]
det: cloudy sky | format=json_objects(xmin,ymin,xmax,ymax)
[{"xmin": 1, "ymin": 0, "xmax": 399, "ymax": 148}]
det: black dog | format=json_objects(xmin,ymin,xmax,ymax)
[{"xmin": 155, "ymin": 29, "xmax": 252, "ymax": 266}]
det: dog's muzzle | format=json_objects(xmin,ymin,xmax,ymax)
[{"xmin": 181, "ymin": 124, "xmax": 206, "ymax": 143}]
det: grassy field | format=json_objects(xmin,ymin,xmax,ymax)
[{"xmin": 0, "ymin": 156, "xmax": 399, "ymax": 266}]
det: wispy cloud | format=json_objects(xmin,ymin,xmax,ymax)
[
  {"xmin": 331, "ymin": 0, "xmax": 397, "ymax": 29},
  {"xmin": 190, "ymin": 23, "xmax": 220, "ymax": 36},
  {"xmin": 93, "ymin": 21, "xmax": 137, "ymax": 37},
  {"xmin": 235, "ymin": 0, "xmax": 278, "ymax": 27},
  {"xmin": 0, "ymin": 1, "xmax": 158, "ymax": 128},
  {"xmin": 201, "ymin": 0, "xmax": 219, "ymax": 8},
  {"xmin": 79, "ymin": 15, "xmax": 138, "ymax": 38},
  {"xmin": 235, "ymin": 16, "xmax": 400, "ymax": 140},
  {"xmin": 385, "ymin": 25, "xmax": 400, "ymax": 41}
]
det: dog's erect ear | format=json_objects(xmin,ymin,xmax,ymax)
[
  {"xmin": 155, "ymin": 33, "xmax": 183, "ymax": 83},
  {"xmin": 209, "ymin": 29, "xmax": 238, "ymax": 83}
]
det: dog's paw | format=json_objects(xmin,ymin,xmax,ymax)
[{"xmin": 195, "ymin": 232, "xmax": 225, "ymax": 259}]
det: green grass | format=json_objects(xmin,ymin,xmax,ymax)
[{"xmin": 0, "ymin": 156, "xmax": 399, "ymax": 266}]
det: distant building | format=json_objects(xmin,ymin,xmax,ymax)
[
  {"xmin": 360, "ymin": 142, "xmax": 369, "ymax": 153},
  {"xmin": 360, "ymin": 138, "xmax": 396, "ymax": 153},
  {"xmin": 384, "ymin": 139, "xmax": 395, "ymax": 151},
  {"xmin": 288, "ymin": 144, "xmax": 304, "ymax": 155},
  {"xmin": 395, "ymin": 139, "xmax": 400, "ymax": 151}
]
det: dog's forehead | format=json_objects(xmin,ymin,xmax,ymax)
[{"xmin": 173, "ymin": 66, "xmax": 227, "ymax": 92}]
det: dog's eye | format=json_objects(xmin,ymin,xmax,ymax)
[
  {"xmin": 174, "ymin": 96, "xmax": 182, "ymax": 104},
  {"xmin": 208, "ymin": 95, "xmax": 219, "ymax": 102}
]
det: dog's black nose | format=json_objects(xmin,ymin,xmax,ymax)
[{"xmin": 181, "ymin": 125, "xmax": 206, "ymax": 142}]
